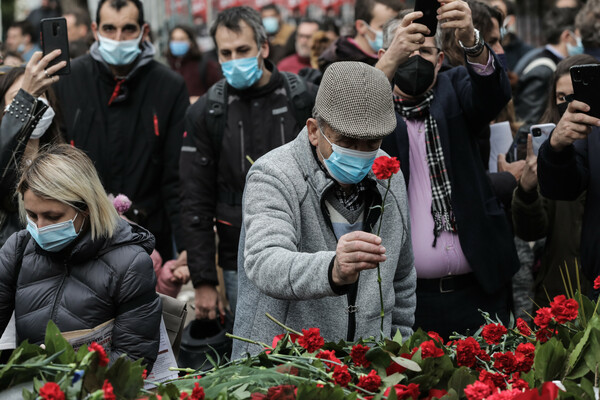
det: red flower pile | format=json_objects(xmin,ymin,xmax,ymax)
[
  {"xmin": 357, "ymin": 370, "xmax": 382, "ymax": 392},
  {"xmin": 384, "ymin": 383, "xmax": 420, "ymax": 399},
  {"xmin": 350, "ymin": 344, "xmax": 371, "ymax": 367},
  {"xmin": 332, "ymin": 365, "xmax": 352, "ymax": 387},
  {"xmin": 594, "ymin": 275, "xmax": 600, "ymax": 290},
  {"xmin": 39, "ymin": 382, "xmax": 65, "ymax": 400},
  {"xmin": 372, "ymin": 156, "xmax": 401, "ymax": 180},
  {"xmin": 418, "ymin": 340, "xmax": 445, "ymax": 359},
  {"xmin": 102, "ymin": 379, "xmax": 116, "ymax": 400},
  {"xmin": 481, "ymin": 323, "xmax": 508, "ymax": 345},
  {"xmin": 180, "ymin": 382, "xmax": 205, "ymax": 400},
  {"xmin": 88, "ymin": 342, "xmax": 109, "ymax": 367},
  {"xmin": 315, "ymin": 350, "xmax": 341, "ymax": 369},
  {"xmin": 297, "ymin": 328, "xmax": 324, "ymax": 353}
]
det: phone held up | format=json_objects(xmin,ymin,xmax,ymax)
[
  {"xmin": 529, "ymin": 123, "xmax": 556, "ymax": 156},
  {"xmin": 40, "ymin": 17, "xmax": 70, "ymax": 75},
  {"xmin": 570, "ymin": 64, "xmax": 600, "ymax": 119},
  {"xmin": 414, "ymin": 0, "xmax": 440, "ymax": 37}
]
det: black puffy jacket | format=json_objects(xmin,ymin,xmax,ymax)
[{"xmin": 0, "ymin": 218, "xmax": 161, "ymax": 369}]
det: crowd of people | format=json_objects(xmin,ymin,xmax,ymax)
[{"xmin": 1, "ymin": 0, "xmax": 600, "ymax": 372}]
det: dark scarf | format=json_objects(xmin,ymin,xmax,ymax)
[{"xmin": 394, "ymin": 91, "xmax": 456, "ymax": 246}]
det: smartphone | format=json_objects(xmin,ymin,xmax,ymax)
[
  {"xmin": 529, "ymin": 123, "xmax": 555, "ymax": 156},
  {"xmin": 414, "ymin": 0, "xmax": 440, "ymax": 37},
  {"xmin": 570, "ymin": 64, "xmax": 600, "ymax": 119},
  {"xmin": 40, "ymin": 17, "xmax": 70, "ymax": 75}
]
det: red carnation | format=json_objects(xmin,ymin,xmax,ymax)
[
  {"xmin": 315, "ymin": 350, "xmax": 341, "ymax": 369},
  {"xmin": 509, "ymin": 374, "xmax": 530, "ymax": 391},
  {"xmin": 297, "ymin": 328, "xmax": 324, "ymax": 353},
  {"xmin": 515, "ymin": 343, "xmax": 535, "ymax": 372},
  {"xmin": 456, "ymin": 337, "xmax": 481, "ymax": 367},
  {"xmin": 493, "ymin": 351, "xmax": 518, "ymax": 374},
  {"xmin": 481, "ymin": 323, "xmax": 508, "ymax": 345},
  {"xmin": 594, "ymin": 276, "xmax": 600, "ymax": 290},
  {"xmin": 191, "ymin": 382, "xmax": 205, "ymax": 400},
  {"xmin": 332, "ymin": 365, "xmax": 352, "ymax": 387},
  {"xmin": 534, "ymin": 307, "xmax": 553, "ymax": 329},
  {"xmin": 464, "ymin": 381, "xmax": 494, "ymax": 400},
  {"xmin": 550, "ymin": 295, "xmax": 578, "ymax": 323},
  {"xmin": 350, "ymin": 344, "xmax": 371, "ymax": 367},
  {"xmin": 384, "ymin": 383, "xmax": 421, "ymax": 399},
  {"xmin": 265, "ymin": 385, "xmax": 295, "ymax": 400},
  {"xmin": 372, "ymin": 156, "xmax": 400, "ymax": 180},
  {"xmin": 181, "ymin": 392, "xmax": 190, "ymax": 400},
  {"xmin": 419, "ymin": 340, "xmax": 444, "ymax": 359},
  {"xmin": 516, "ymin": 318, "xmax": 533, "ymax": 336},
  {"xmin": 535, "ymin": 327, "xmax": 554, "ymax": 343},
  {"xmin": 102, "ymin": 380, "xmax": 116, "ymax": 400},
  {"xmin": 479, "ymin": 370, "xmax": 507, "ymax": 390},
  {"xmin": 357, "ymin": 370, "xmax": 382, "ymax": 393},
  {"xmin": 39, "ymin": 382, "xmax": 65, "ymax": 400},
  {"xmin": 427, "ymin": 331, "xmax": 443, "ymax": 344},
  {"xmin": 88, "ymin": 342, "xmax": 109, "ymax": 367}
]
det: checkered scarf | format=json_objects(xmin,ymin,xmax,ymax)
[{"xmin": 394, "ymin": 91, "xmax": 456, "ymax": 246}]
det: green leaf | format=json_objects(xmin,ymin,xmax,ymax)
[
  {"xmin": 392, "ymin": 330, "xmax": 403, "ymax": 346},
  {"xmin": 440, "ymin": 388, "xmax": 459, "ymax": 400},
  {"xmin": 533, "ymin": 337, "xmax": 568, "ymax": 382},
  {"xmin": 43, "ymin": 320, "xmax": 75, "ymax": 364},
  {"xmin": 381, "ymin": 372, "xmax": 403, "ymax": 388},
  {"xmin": 21, "ymin": 387, "xmax": 36, "ymax": 400},
  {"xmin": 366, "ymin": 347, "xmax": 392, "ymax": 369},
  {"xmin": 447, "ymin": 367, "xmax": 476, "ymax": 398},
  {"xmin": 386, "ymin": 387, "xmax": 398, "ymax": 400},
  {"xmin": 566, "ymin": 314, "xmax": 600, "ymax": 376},
  {"xmin": 158, "ymin": 382, "xmax": 182, "ymax": 399},
  {"xmin": 103, "ymin": 356, "xmax": 144, "ymax": 399},
  {"xmin": 390, "ymin": 355, "xmax": 421, "ymax": 373}
]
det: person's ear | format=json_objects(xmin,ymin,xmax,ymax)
[
  {"xmin": 436, "ymin": 51, "xmax": 444, "ymax": 72},
  {"xmin": 141, "ymin": 23, "xmax": 150, "ymax": 42},
  {"xmin": 559, "ymin": 29, "xmax": 572, "ymax": 44},
  {"xmin": 307, "ymin": 118, "xmax": 320, "ymax": 147},
  {"xmin": 91, "ymin": 21, "xmax": 99, "ymax": 41},
  {"xmin": 260, "ymin": 40, "xmax": 270, "ymax": 60},
  {"xmin": 355, "ymin": 19, "xmax": 369, "ymax": 36}
]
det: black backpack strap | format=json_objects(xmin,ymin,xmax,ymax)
[
  {"xmin": 281, "ymin": 71, "xmax": 314, "ymax": 126},
  {"xmin": 204, "ymin": 79, "xmax": 228, "ymax": 161},
  {"xmin": 197, "ymin": 55, "xmax": 209, "ymax": 90}
]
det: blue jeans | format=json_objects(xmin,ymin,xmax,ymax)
[{"xmin": 222, "ymin": 269, "xmax": 238, "ymax": 314}]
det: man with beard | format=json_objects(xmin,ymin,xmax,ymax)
[
  {"xmin": 377, "ymin": 0, "xmax": 519, "ymax": 339},
  {"xmin": 277, "ymin": 19, "xmax": 320, "ymax": 74}
]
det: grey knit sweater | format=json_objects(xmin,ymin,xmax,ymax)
[{"xmin": 232, "ymin": 128, "xmax": 416, "ymax": 358}]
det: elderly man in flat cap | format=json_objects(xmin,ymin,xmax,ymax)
[{"xmin": 232, "ymin": 61, "xmax": 416, "ymax": 358}]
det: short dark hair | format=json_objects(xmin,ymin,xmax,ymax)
[
  {"xmin": 543, "ymin": 7, "xmax": 578, "ymax": 45},
  {"xmin": 576, "ymin": 0, "xmax": 600, "ymax": 49},
  {"xmin": 321, "ymin": 18, "xmax": 340, "ymax": 36},
  {"xmin": 96, "ymin": 0, "xmax": 144, "ymax": 27},
  {"xmin": 210, "ymin": 6, "xmax": 267, "ymax": 49},
  {"xmin": 260, "ymin": 3, "xmax": 280, "ymax": 15},
  {"xmin": 64, "ymin": 7, "xmax": 92, "ymax": 28},
  {"xmin": 470, "ymin": 0, "xmax": 503, "ymax": 41},
  {"xmin": 355, "ymin": 0, "xmax": 403, "ymax": 25},
  {"xmin": 9, "ymin": 20, "xmax": 35, "ymax": 41}
]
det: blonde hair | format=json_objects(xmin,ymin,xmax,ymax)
[{"xmin": 17, "ymin": 144, "xmax": 119, "ymax": 240}]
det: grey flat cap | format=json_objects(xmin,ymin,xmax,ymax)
[{"xmin": 315, "ymin": 61, "xmax": 396, "ymax": 140}]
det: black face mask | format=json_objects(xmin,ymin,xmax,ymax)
[
  {"xmin": 394, "ymin": 55, "xmax": 436, "ymax": 97},
  {"xmin": 557, "ymin": 101, "xmax": 569, "ymax": 117}
]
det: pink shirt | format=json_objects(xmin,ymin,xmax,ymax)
[{"xmin": 405, "ymin": 54, "xmax": 495, "ymax": 279}]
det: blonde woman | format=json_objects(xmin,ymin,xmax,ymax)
[{"xmin": 0, "ymin": 144, "xmax": 161, "ymax": 370}]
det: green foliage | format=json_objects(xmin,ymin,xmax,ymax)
[{"xmin": 534, "ymin": 337, "xmax": 568, "ymax": 383}]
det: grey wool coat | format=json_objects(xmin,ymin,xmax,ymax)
[{"xmin": 232, "ymin": 128, "xmax": 416, "ymax": 358}]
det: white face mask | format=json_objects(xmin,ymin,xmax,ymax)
[{"xmin": 30, "ymin": 97, "xmax": 55, "ymax": 139}]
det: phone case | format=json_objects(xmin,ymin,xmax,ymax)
[
  {"xmin": 570, "ymin": 64, "xmax": 600, "ymax": 119},
  {"xmin": 40, "ymin": 17, "xmax": 70, "ymax": 75},
  {"xmin": 414, "ymin": 0, "xmax": 440, "ymax": 37},
  {"xmin": 529, "ymin": 124, "xmax": 555, "ymax": 156}
]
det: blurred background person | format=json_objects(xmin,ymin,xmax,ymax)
[
  {"xmin": 1, "ymin": 51, "xmax": 24, "ymax": 67},
  {"xmin": 277, "ymin": 19, "xmax": 320, "ymax": 74},
  {"xmin": 63, "ymin": 7, "xmax": 94, "ymax": 58},
  {"xmin": 1, "ymin": 50, "xmax": 65, "ymax": 247},
  {"xmin": 260, "ymin": 3, "xmax": 296, "ymax": 64},
  {"xmin": 575, "ymin": 0, "xmax": 600, "ymax": 60},
  {"xmin": 26, "ymin": 0, "xmax": 63, "ymax": 46},
  {"xmin": 5, "ymin": 21, "xmax": 40, "ymax": 62},
  {"xmin": 167, "ymin": 25, "xmax": 222, "ymax": 103}
]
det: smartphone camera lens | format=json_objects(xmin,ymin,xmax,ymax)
[{"xmin": 532, "ymin": 128, "xmax": 542, "ymax": 137}]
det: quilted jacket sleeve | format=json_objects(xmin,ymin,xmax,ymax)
[{"xmin": 111, "ymin": 250, "xmax": 162, "ymax": 371}]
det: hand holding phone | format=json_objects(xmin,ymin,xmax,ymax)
[
  {"xmin": 529, "ymin": 123, "xmax": 555, "ymax": 156},
  {"xmin": 40, "ymin": 17, "xmax": 70, "ymax": 75}
]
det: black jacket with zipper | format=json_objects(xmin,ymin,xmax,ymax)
[
  {"xmin": 180, "ymin": 62, "xmax": 316, "ymax": 287},
  {"xmin": 53, "ymin": 42, "xmax": 189, "ymax": 259},
  {"xmin": 0, "ymin": 218, "xmax": 162, "ymax": 370}
]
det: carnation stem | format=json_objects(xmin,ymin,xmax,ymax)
[
  {"xmin": 225, "ymin": 333, "xmax": 272, "ymax": 350},
  {"xmin": 265, "ymin": 312, "xmax": 302, "ymax": 336},
  {"xmin": 374, "ymin": 178, "xmax": 392, "ymax": 339}
]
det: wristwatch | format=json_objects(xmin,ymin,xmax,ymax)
[{"xmin": 458, "ymin": 28, "xmax": 485, "ymax": 57}]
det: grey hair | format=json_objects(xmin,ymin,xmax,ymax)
[
  {"xmin": 382, "ymin": 10, "xmax": 443, "ymax": 50},
  {"xmin": 210, "ymin": 6, "xmax": 267, "ymax": 50}
]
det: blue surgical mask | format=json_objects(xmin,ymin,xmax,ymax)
[
  {"xmin": 567, "ymin": 34, "xmax": 584, "ymax": 56},
  {"xmin": 17, "ymin": 43, "xmax": 25, "ymax": 53},
  {"xmin": 366, "ymin": 24, "xmax": 383, "ymax": 53},
  {"xmin": 318, "ymin": 127, "xmax": 379, "ymax": 185},
  {"xmin": 263, "ymin": 17, "xmax": 279, "ymax": 34},
  {"xmin": 221, "ymin": 52, "xmax": 263, "ymax": 90},
  {"xmin": 27, "ymin": 213, "xmax": 82, "ymax": 252},
  {"xmin": 169, "ymin": 41, "xmax": 190, "ymax": 57},
  {"xmin": 97, "ymin": 30, "xmax": 143, "ymax": 66}
]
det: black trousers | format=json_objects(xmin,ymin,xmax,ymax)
[{"xmin": 413, "ymin": 273, "xmax": 512, "ymax": 341}]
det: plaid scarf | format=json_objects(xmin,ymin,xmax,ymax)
[{"xmin": 394, "ymin": 91, "xmax": 456, "ymax": 246}]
